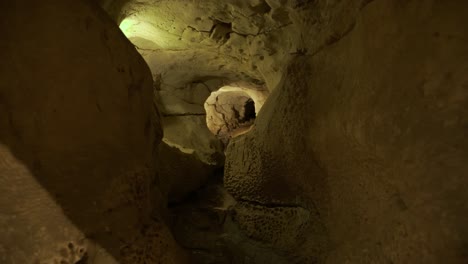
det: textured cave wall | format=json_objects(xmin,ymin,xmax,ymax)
[
  {"xmin": 101, "ymin": 0, "xmax": 377, "ymax": 170},
  {"xmin": 225, "ymin": 0, "xmax": 468, "ymax": 263},
  {"xmin": 156, "ymin": 77, "xmax": 225, "ymax": 166},
  {"xmin": 205, "ymin": 91, "xmax": 254, "ymax": 138},
  {"xmin": 117, "ymin": 0, "xmax": 300, "ymax": 90},
  {"xmin": 107, "ymin": 0, "xmax": 305, "ymax": 169},
  {"xmin": 0, "ymin": 0, "xmax": 185, "ymax": 263}
]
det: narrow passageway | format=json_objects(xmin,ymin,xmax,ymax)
[{"xmin": 1, "ymin": 0, "xmax": 468, "ymax": 264}]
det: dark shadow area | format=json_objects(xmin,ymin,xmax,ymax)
[{"xmin": 242, "ymin": 98, "xmax": 256, "ymax": 122}]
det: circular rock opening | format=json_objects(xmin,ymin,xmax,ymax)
[{"xmin": 204, "ymin": 84, "xmax": 268, "ymax": 143}]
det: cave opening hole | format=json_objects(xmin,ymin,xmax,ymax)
[
  {"xmin": 204, "ymin": 84, "xmax": 268, "ymax": 143},
  {"xmin": 242, "ymin": 98, "xmax": 256, "ymax": 122}
]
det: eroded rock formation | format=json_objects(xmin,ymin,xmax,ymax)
[
  {"xmin": 226, "ymin": 1, "xmax": 468, "ymax": 263},
  {"xmin": 1, "ymin": 0, "xmax": 467, "ymax": 263},
  {"xmin": 0, "ymin": 0, "xmax": 185, "ymax": 263}
]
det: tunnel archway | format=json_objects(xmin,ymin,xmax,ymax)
[{"xmin": 204, "ymin": 83, "xmax": 268, "ymax": 141}]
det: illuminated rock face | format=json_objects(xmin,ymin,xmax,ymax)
[
  {"xmin": 204, "ymin": 83, "xmax": 269, "ymax": 141},
  {"xmin": 205, "ymin": 91, "xmax": 255, "ymax": 139},
  {"xmin": 113, "ymin": 0, "xmax": 297, "ymax": 90},
  {"xmin": 105, "ymin": 0, "xmax": 296, "ymax": 168}
]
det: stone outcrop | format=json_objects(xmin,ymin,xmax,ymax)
[
  {"xmin": 225, "ymin": 0, "xmax": 468, "ymax": 263},
  {"xmin": 99, "ymin": 0, "xmax": 301, "ymax": 167},
  {"xmin": 0, "ymin": 1, "xmax": 185, "ymax": 263}
]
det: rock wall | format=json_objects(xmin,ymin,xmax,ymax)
[
  {"xmin": 0, "ymin": 0, "xmax": 185, "ymax": 263},
  {"xmin": 156, "ymin": 142, "xmax": 220, "ymax": 204},
  {"xmin": 225, "ymin": 0, "xmax": 468, "ymax": 263},
  {"xmin": 107, "ymin": 0, "xmax": 302, "ymax": 169}
]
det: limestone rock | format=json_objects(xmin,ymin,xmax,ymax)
[
  {"xmin": 204, "ymin": 83, "xmax": 269, "ymax": 141},
  {"xmin": 225, "ymin": 1, "xmax": 468, "ymax": 262},
  {"xmin": 0, "ymin": 1, "xmax": 185, "ymax": 263}
]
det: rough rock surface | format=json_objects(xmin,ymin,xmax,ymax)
[
  {"xmin": 169, "ymin": 179, "xmax": 291, "ymax": 264},
  {"xmin": 224, "ymin": 57, "xmax": 327, "ymax": 263},
  {"xmin": 0, "ymin": 1, "xmax": 185, "ymax": 263},
  {"xmin": 226, "ymin": 0, "xmax": 468, "ymax": 263},
  {"xmin": 114, "ymin": 0, "xmax": 299, "ymax": 90},
  {"xmin": 2, "ymin": 0, "xmax": 467, "ymax": 263},
  {"xmin": 99, "ymin": 0, "xmax": 298, "ymax": 165},
  {"xmin": 205, "ymin": 92, "xmax": 255, "ymax": 139}
]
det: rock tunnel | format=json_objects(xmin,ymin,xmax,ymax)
[{"xmin": 1, "ymin": 0, "xmax": 467, "ymax": 263}]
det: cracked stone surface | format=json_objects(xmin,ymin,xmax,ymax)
[{"xmin": 204, "ymin": 83, "xmax": 268, "ymax": 141}]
